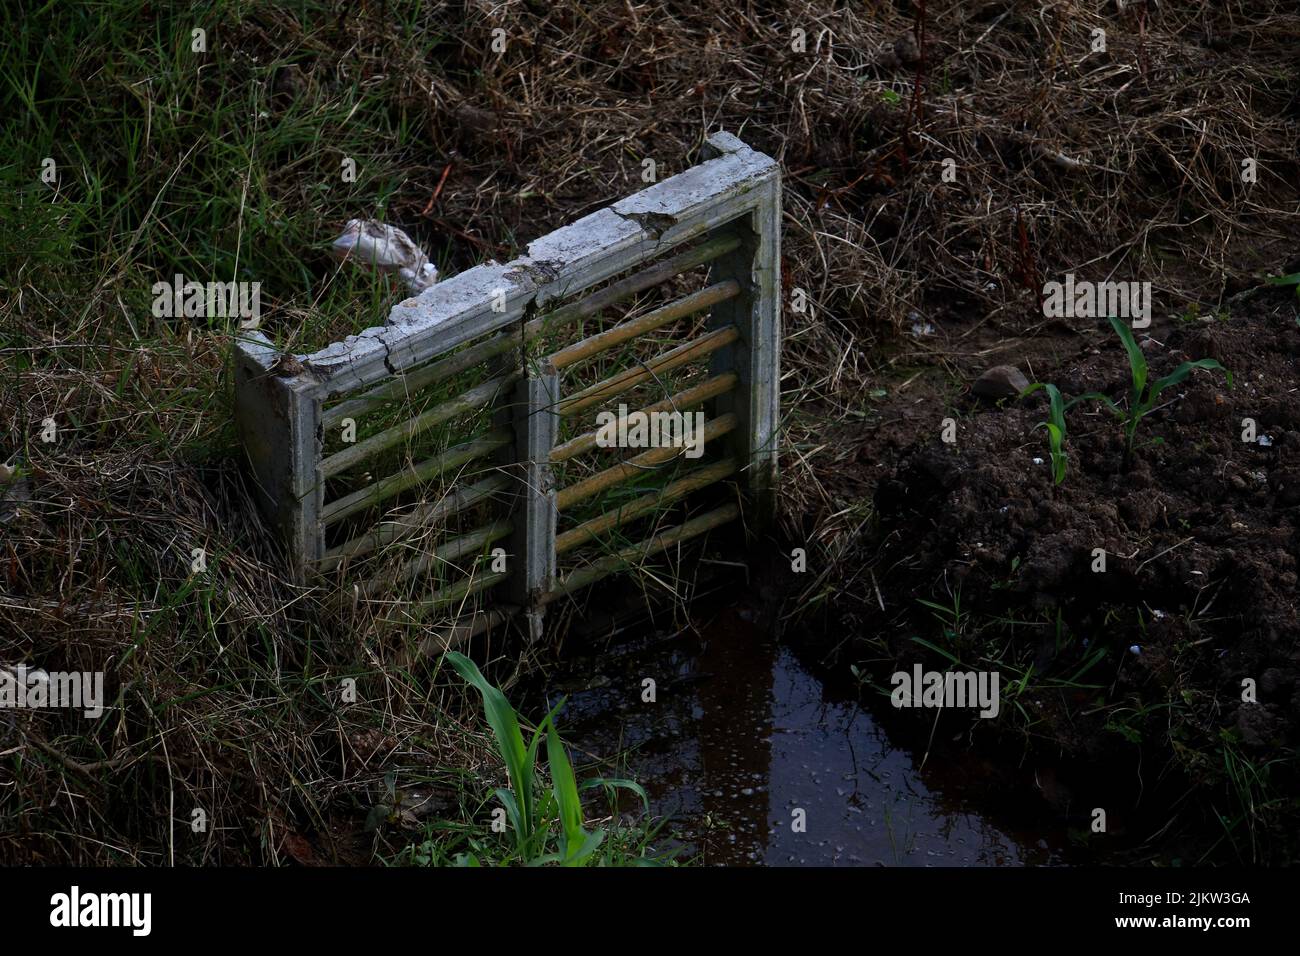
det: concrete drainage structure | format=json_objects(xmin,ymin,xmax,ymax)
[{"xmin": 235, "ymin": 132, "xmax": 780, "ymax": 649}]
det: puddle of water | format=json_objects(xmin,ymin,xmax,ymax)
[{"xmin": 536, "ymin": 599, "xmax": 1070, "ymax": 866}]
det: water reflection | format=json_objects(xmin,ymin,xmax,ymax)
[{"xmin": 541, "ymin": 602, "xmax": 1062, "ymax": 866}]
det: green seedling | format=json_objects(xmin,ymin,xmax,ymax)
[
  {"xmin": 1020, "ymin": 382, "xmax": 1105, "ymax": 485},
  {"xmin": 1090, "ymin": 315, "xmax": 1232, "ymax": 469},
  {"xmin": 1265, "ymin": 271, "xmax": 1300, "ymax": 300},
  {"xmin": 446, "ymin": 651, "xmax": 651, "ymax": 866}
]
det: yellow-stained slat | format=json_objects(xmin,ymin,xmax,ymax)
[
  {"xmin": 319, "ymin": 474, "xmax": 513, "ymax": 571},
  {"xmin": 546, "ymin": 503, "xmax": 740, "ymax": 600},
  {"xmin": 555, "ymin": 458, "xmax": 737, "ymax": 554},
  {"xmin": 557, "ymin": 326, "xmax": 739, "ymax": 418},
  {"xmin": 359, "ymin": 518, "xmax": 513, "ymax": 596},
  {"xmin": 551, "ymin": 373, "xmax": 736, "ymax": 463},
  {"xmin": 548, "ymin": 281, "xmax": 739, "ymax": 370},
  {"xmin": 322, "ymin": 430, "xmax": 511, "ymax": 526},
  {"xmin": 555, "ymin": 414, "xmax": 736, "ymax": 512},
  {"xmin": 321, "ymin": 374, "xmax": 517, "ymax": 478},
  {"xmin": 408, "ymin": 569, "xmax": 509, "ymax": 619}
]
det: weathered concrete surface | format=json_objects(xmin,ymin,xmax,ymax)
[
  {"xmin": 233, "ymin": 130, "xmax": 782, "ymax": 584},
  {"xmin": 289, "ymin": 132, "xmax": 778, "ymax": 402}
]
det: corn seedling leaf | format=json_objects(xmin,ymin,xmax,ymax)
[
  {"xmin": 1065, "ymin": 390, "xmax": 1115, "ymax": 412},
  {"xmin": 1043, "ymin": 421, "xmax": 1066, "ymax": 484},
  {"xmin": 1026, "ymin": 382, "xmax": 1074, "ymax": 483},
  {"xmin": 546, "ymin": 719, "xmax": 593, "ymax": 864},
  {"xmin": 446, "ymin": 651, "xmax": 536, "ymax": 843},
  {"xmin": 581, "ymin": 776, "xmax": 651, "ymax": 813},
  {"xmin": 493, "ymin": 787, "xmax": 522, "ymax": 837},
  {"xmin": 1108, "ymin": 314, "xmax": 1147, "ymax": 403},
  {"xmin": 1266, "ymin": 271, "xmax": 1300, "ymax": 299},
  {"xmin": 1149, "ymin": 359, "xmax": 1232, "ymax": 399}
]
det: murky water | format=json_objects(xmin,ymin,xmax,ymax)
[{"xmin": 535, "ymin": 597, "xmax": 1069, "ymax": 866}]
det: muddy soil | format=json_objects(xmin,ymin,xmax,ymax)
[{"xmin": 814, "ymin": 286, "xmax": 1300, "ymax": 863}]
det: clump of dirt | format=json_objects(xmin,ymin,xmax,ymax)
[{"xmin": 851, "ymin": 287, "xmax": 1300, "ymax": 861}]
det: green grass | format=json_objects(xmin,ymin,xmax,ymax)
[
  {"xmin": 0, "ymin": 0, "xmax": 466, "ymax": 351},
  {"xmin": 0, "ymin": 0, "xmax": 702, "ymax": 866}
]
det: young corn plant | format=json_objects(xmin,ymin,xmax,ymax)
[
  {"xmin": 1020, "ymin": 382, "xmax": 1106, "ymax": 485},
  {"xmin": 445, "ymin": 651, "xmax": 660, "ymax": 866},
  {"xmin": 1093, "ymin": 315, "xmax": 1232, "ymax": 470}
]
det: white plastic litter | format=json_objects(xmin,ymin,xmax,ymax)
[{"xmin": 330, "ymin": 219, "xmax": 439, "ymax": 295}]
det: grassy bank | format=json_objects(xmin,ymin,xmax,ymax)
[{"xmin": 2, "ymin": 0, "xmax": 1298, "ymax": 864}]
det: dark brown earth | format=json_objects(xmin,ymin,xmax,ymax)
[{"xmin": 796, "ymin": 285, "xmax": 1300, "ymax": 863}]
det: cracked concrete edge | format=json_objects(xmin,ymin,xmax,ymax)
[{"xmin": 280, "ymin": 132, "xmax": 775, "ymax": 401}]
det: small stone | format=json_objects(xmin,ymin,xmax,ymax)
[
  {"xmin": 894, "ymin": 33, "xmax": 921, "ymax": 66},
  {"xmin": 972, "ymin": 365, "xmax": 1030, "ymax": 401}
]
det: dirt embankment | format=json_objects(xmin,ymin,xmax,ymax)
[{"xmin": 798, "ymin": 286, "xmax": 1300, "ymax": 863}]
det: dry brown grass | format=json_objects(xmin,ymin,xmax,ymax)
[
  {"xmin": 341, "ymin": 0, "xmax": 1298, "ymax": 535},
  {"xmin": 2, "ymin": 0, "xmax": 1297, "ymax": 863}
]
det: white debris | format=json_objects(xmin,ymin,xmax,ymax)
[
  {"xmin": 1032, "ymin": 457, "xmax": 1044, "ymax": 465},
  {"xmin": 331, "ymin": 218, "xmax": 439, "ymax": 294},
  {"xmin": 1257, "ymin": 435, "xmax": 1273, "ymax": 447},
  {"xmin": 907, "ymin": 311, "xmax": 935, "ymax": 336}
]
